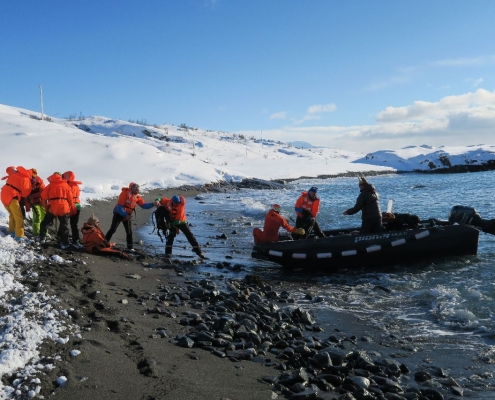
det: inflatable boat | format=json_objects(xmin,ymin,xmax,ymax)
[{"xmin": 251, "ymin": 206, "xmax": 494, "ymax": 269}]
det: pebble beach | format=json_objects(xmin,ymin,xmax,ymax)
[{"xmin": 14, "ymin": 186, "xmax": 495, "ymax": 400}]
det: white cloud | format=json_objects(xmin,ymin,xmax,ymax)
[
  {"xmin": 269, "ymin": 111, "xmax": 287, "ymax": 120},
  {"xmin": 307, "ymin": 103, "xmax": 336, "ymax": 114},
  {"xmin": 376, "ymin": 89, "xmax": 495, "ymax": 123},
  {"xmin": 247, "ymin": 89, "xmax": 495, "ymax": 152}
]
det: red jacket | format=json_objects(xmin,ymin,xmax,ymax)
[
  {"xmin": 63, "ymin": 171, "xmax": 82, "ymax": 215},
  {"xmin": 41, "ymin": 173, "xmax": 74, "ymax": 216},
  {"xmin": 253, "ymin": 210, "xmax": 295, "ymax": 244},
  {"xmin": 1, "ymin": 166, "xmax": 33, "ymax": 206},
  {"xmin": 116, "ymin": 183, "xmax": 147, "ymax": 215},
  {"xmin": 158, "ymin": 195, "xmax": 187, "ymax": 224},
  {"xmin": 294, "ymin": 192, "xmax": 320, "ymax": 218},
  {"xmin": 27, "ymin": 175, "xmax": 46, "ymax": 205}
]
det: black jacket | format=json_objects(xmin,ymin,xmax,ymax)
[{"xmin": 346, "ymin": 184, "xmax": 382, "ymax": 221}]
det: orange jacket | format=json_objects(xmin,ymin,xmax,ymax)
[
  {"xmin": 63, "ymin": 171, "xmax": 82, "ymax": 215},
  {"xmin": 27, "ymin": 175, "xmax": 46, "ymax": 205},
  {"xmin": 81, "ymin": 222, "xmax": 111, "ymax": 253},
  {"xmin": 41, "ymin": 173, "xmax": 74, "ymax": 216},
  {"xmin": 158, "ymin": 195, "xmax": 187, "ymax": 224},
  {"xmin": 81, "ymin": 222, "xmax": 131, "ymax": 259},
  {"xmin": 115, "ymin": 183, "xmax": 148, "ymax": 216},
  {"xmin": 1, "ymin": 166, "xmax": 33, "ymax": 206},
  {"xmin": 253, "ymin": 209, "xmax": 295, "ymax": 244},
  {"xmin": 294, "ymin": 192, "xmax": 320, "ymax": 218}
]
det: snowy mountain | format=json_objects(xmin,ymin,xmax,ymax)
[{"xmin": 359, "ymin": 144, "xmax": 495, "ymax": 172}]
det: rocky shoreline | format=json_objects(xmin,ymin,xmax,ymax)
[
  {"xmin": 5, "ymin": 184, "xmax": 495, "ymax": 399},
  {"xmin": 14, "ymin": 243, "xmax": 495, "ymax": 400}
]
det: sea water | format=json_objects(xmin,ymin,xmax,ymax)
[{"xmin": 140, "ymin": 171, "xmax": 495, "ymax": 349}]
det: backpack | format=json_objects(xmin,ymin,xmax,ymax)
[{"xmin": 152, "ymin": 206, "xmax": 171, "ymax": 241}]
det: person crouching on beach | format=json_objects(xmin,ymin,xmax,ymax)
[
  {"xmin": 81, "ymin": 215, "xmax": 130, "ymax": 259},
  {"xmin": 153, "ymin": 195, "xmax": 206, "ymax": 259},
  {"xmin": 343, "ymin": 176, "xmax": 383, "ymax": 234},
  {"xmin": 1, "ymin": 166, "xmax": 33, "ymax": 241},
  {"xmin": 105, "ymin": 183, "xmax": 154, "ymax": 252},
  {"xmin": 39, "ymin": 172, "xmax": 74, "ymax": 249},
  {"xmin": 253, "ymin": 204, "xmax": 304, "ymax": 244}
]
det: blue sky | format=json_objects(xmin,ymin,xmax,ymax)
[{"xmin": 2, "ymin": 1, "xmax": 495, "ymax": 152}]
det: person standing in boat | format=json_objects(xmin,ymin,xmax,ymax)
[
  {"xmin": 294, "ymin": 186, "xmax": 326, "ymax": 239},
  {"xmin": 343, "ymin": 176, "xmax": 383, "ymax": 234},
  {"xmin": 253, "ymin": 204, "xmax": 305, "ymax": 244}
]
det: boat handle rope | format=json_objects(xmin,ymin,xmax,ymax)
[{"xmin": 267, "ymin": 227, "xmax": 435, "ymax": 260}]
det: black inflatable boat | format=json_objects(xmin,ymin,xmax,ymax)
[{"xmin": 251, "ymin": 206, "xmax": 494, "ymax": 269}]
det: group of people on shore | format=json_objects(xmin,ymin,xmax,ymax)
[
  {"xmin": 253, "ymin": 176, "xmax": 383, "ymax": 244},
  {"xmin": 1, "ymin": 167, "xmax": 205, "ymax": 259},
  {"xmin": 1, "ymin": 166, "xmax": 82, "ymax": 249},
  {"xmin": 3, "ymin": 165, "xmax": 382, "ymax": 254}
]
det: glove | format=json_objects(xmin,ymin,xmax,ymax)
[
  {"xmin": 76, "ymin": 203, "xmax": 82, "ymax": 211},
  {"xmin": 294, "ymin": 228, "xmax": 305, "ymax": 235}
]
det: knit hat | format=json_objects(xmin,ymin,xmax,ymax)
[
  {"xmin": 87, "ymin": 214, "xmax": 99, "ymax": 224},
  {"xmin": 308, "ymin": 187, "xmax": 318, "ymax": 194},
  {"xmin": 358, "ymin": 176, "xmax": 368, "ymax": 186},
  {"xmin": 271, "ymin": 204, "xmax": 281, "ymax": 212}
]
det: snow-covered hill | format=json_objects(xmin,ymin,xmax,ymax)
[{"xmin": 1, "ymin": 103, "xmax": 494, "ymax": 204}]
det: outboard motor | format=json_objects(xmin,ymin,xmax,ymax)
[{"xmin": 449, "ymin": 205, "xmax": 495, "ymax": 235}]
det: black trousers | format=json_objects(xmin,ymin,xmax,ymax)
[
  {"xmin": 294, "ymin": 215, "xmax": 325, "ymax": 239},
  {"xmin": 105, "ymin": 212, "xmax": 133, "ymax": 249},
  {"xmin": 40, "ymin": 212, "xmax": 70, "ymax": 245},
  {"xmin": 69, "ymin": 209, "xmax": 81, "ymax": 243},
  {"xmin": 360, "ymin": 218, "xmax": 383, "ymax": 234},
  {"xmin": 166, "ymin": 223, "xmax": 201, "ymax": 256}
]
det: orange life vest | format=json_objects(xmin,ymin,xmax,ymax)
[
  {"xmin": 253, "ymin": 209, "xmax": 295, "ymax": 244},
  {"xmin": 1, "ymin": 166, "xmax": 33, "ymax": 206},
  {"xmin": 116, "ymin": 183, "xmax": 146, "ymax": 215},
  {"xmin": 28, "ymin": 175, "xmax": 46, "ymax": 205},
  {"xmin": 158, "ymin": 195, "xmax": 187, "ymax": 223},
  {"xmin": 294, "ymin": 192, "xmax": 320, "ymax": 218},
  {"xmin": 81, "ymin": 223, "xmax": 130, "ymax": 259},
  {"xmin": 40, "ymin": 173, "xmax": 74, "ymax": 216}
]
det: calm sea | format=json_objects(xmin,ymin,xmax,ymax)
[{"xmin": 140, "ymin": 171, "xmax": 495, "ymax": 349}]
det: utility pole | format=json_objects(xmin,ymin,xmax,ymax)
[{"xmin": 39, "ymin": 84, "xmax": 44, "ymax": 121}]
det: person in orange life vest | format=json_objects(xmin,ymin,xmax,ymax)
[
  {"xmin": 1, "ymin": 166, "xmax": 33, "ymax": 240},
  {"xmin": 39, "ymin": 172, "xmax": 74, "ymax": 249},
  {"xmin": 105, "ymin": 183, "xmax": 154, "ymax": 251},
  {"xmin": 294, "ymin": 186, "xmax": 326, "ymax": 239},
  {"xmin": 81, "ymin": 215, "xmax": 130, "ymax": 260},
  {"xmin": 253, "ymin": 204, "xmax": 305, "ymax": 244},
  {"xmin": 26, "ymin": 169, "xmax": 46, "ymax": 237},
  {"xmin": 62, "ymin": 171, "xmax": 83, "ymax": 247},
  {"xmin": 153, "ymin": 195, "xmax": 205, "ymax": 259}
]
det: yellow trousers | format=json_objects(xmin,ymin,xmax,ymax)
[{"xmin": 4, "ymin": 199, "xmax": 24, "ymax": 238}]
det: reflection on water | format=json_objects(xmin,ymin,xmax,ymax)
[{"xmin": 140, "ymin": 171, "xmax": 495, "ymax": 346}]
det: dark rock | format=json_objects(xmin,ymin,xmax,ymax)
[
  {"xmin": 414, "ymin": 371, "xmax": 432, "ymax": 382},
  {"xmin": 420, "ymin": 388, "xmax": 443, "ymax": 400},
  {"xmin": 177, "ymin": 335, "xmax": 194, "ymax": 348},
  {"xmin": 289, "ymin": 388, "xmax": 318, "ymax": 399}
]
